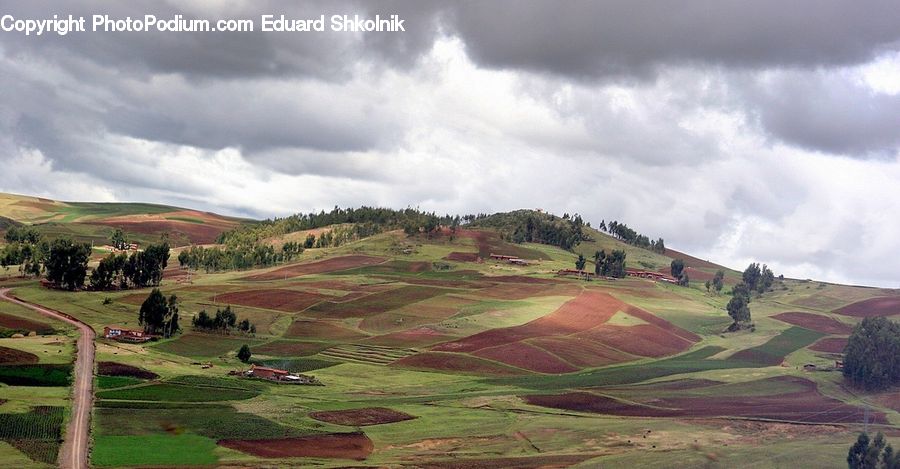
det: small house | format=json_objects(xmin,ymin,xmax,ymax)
[{"xmin": 102, "ymin": 326, "xmax": 152, "ymax": 343}]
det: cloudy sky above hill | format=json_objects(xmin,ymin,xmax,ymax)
[{"xmin": 2, "ymin": 1, "xmax": 899, "ymax": 286}]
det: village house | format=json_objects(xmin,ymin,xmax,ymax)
[
  {"xmin": 245, "ymin": 365, "xmax": 318, "ymax": 384},
  {"xmin": 102, "ymin": 326, "xmax": 152, "ymax": 343}
]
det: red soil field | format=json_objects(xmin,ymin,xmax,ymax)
[
  {"xmin": 284, "ymin": 320, "xmax": 368, "ymax": 341},
  {"xmin": 252, "ymin": 340, "xmax": 330, "ymax": 357},
  {"xmin": 616, "ymin": 379, "xmax": 724, "ymax": 391},
  {"xmin": 309, "ymin": 407, "xmax": 416, "ymax": 426},
  {"xmin": 834, "ymin": 296, "xmax": 900, "ymax": 317},
  {"xmin": 91, "ymin": 219, "xmax": 227, "ymax": 244},
  {"xmin": 393, "ymin": 352, "xmax": 527, "ymax": 376},
  {"xmin": 308, "ymin": 286, "xmax": 450, "ymax": 319},
  {"xmin": 243, "ymin": 255, "xmax": 386, "ymax": 281},
  {"xmin": 525, "ymin": 377, "xmax": 887, "ymax": 425},
  {"xmin": 215, "ymin": 289, "xmax": 326, "ymax": 312},
  {"xmin": 527, "ymin": 337, "xmax": 635, "ymax": 368},
  {"xmin": 623, "ymin": 305, "xmax": 701, "ymax": 342},
  {"xmin": 451, "ymin": 229, "xmax": 549, "ymax": 260},
  {"xmin": 657, "ymin": 266, "xmax": 715, "ymax": 282},
  {"xmin": 117, "ymin": 293, "xmax": 148, "ymax": 305},
  {"xmin": 574, "ymin": 324, "xmax": 693, "ymax": 358},
  {"xmin": 772, "ymin": 312, "xmax": 852, "ymax": 334},
  {"xmin": 444, "ymin": 252, "xmax": 480, "ymax": 262},
  {"xmin": 433, "ymin": 291, "xmax": 626, "ymax": 353},
  {"xmin": 809, "ymin": 337, "xmax": 848, "ymax": 354},
  {"xmin": 486, "ymin": 275, "xmax": 561, "ymax": 285},
  {"xmin": 474, "ymin": 342, "xmax": 579, "ymax": 374},
  {"xmin": 0, "ymin": 312, "xmax": 52, "ymax": 333},
  {"xmin": 97, "ymin": 361, "xmax": 159, "ymax": 379},
  {"xmin": 218, "ymin": 432, "xmax": 374, "ymax": 460},
  {"xmin": 473, "ymin": 283, "xmax": 562, "ymax": 301},
  {"xmin": 874, "ymin": 391, "xmax": 900, "ymax": 413},
  {"xmin": 0, "ymin": 346, "xmax": 38, "ymax": 364}
]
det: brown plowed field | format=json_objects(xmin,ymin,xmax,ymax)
[
  {"xmin": 0, "ymin": 312, "xmax": 52, "ymax": 333},
  {"xmin": 285, "ymin": 320, "xmax": 368, "ymax": 341},
  {"xmin": 308, "ymin": 286, "xmax": 450, "ymax": 319},
  {"xmin": 486, "ymin": 276, "xmax": 561, "ymax": 285},
  {"xmin": 309, "ymin": 407, "xmax": 415, "ymax": 426},
  {"xmin": 444, "ymin": 252, "xmax": 480, "ymax": 262},
  {"xmin": 392, "ymin": 352, "xmax": 527, "ymax": 376},
  {"xmin": 574, "ymin": 324, "xmax": 693, "ymax": 358},
  {"xmin": 433, "ymin": 292, "xmax": 626, "ymax": 353},
  {"xmin": 253, "ymin": 340, "xmax": 330, "ymax": 357},
  {"xmin": 97, "ymin": 361, "xmax": 159, "ymax": 379},
  {"xmin": 91, "ymin": 219, "xmax": 227, "ymax": 244},
  {"xmin": 0, "ymin": 346, "xmax": 38, "ymax": 364},
  {"xmin": 623, "ymin": 306, "xmax": 701, "ymax": 342},
  {"xmin": 663, "ymin": 248, "xmax": 722, "ymax": 270},
  {"xmin": 468, "ymin": 283, "xmax": 556, "ymax": 300},
  {"xmin": 834, "ymin": 296, "xmax": 900, "ymax": 317},
  {"xmin": 474, "ymin": 342, "xmax": 578, "ymax": 374},
  {"xmin": 218, "ymin": 432, "xmax": 374, "ymax": 460},
  {"xmin": 214, "ymin": 289, "xmax": 326, "ymax": 312},
  {"xmin": 525, "ymin": 377, "xmax": 886, "ymax": 425},
  {"xmin": 243, "ymin": 255, "xmax": 386, "ymax": 281},
  {"xmin": 809, "ymin": 337, "xmax": 848, "ymax": 354},
  {"xmin": 773, "ymin": 312, "xmax": 853, "ymax": 334},
  {"xmin": 527, "ymin": 337, "xmax": 635, "ymax": 368}
]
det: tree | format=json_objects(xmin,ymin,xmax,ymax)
[
  {"xmin": 848, "ymin": 432, "xmax": 897, "ymax": 469},
  {"xmin": 575, "ymin": 254, "xmax": 586, "ymax": 271},
  {"xmin": 758, "ymin": 264, "xmax": 775, "ymax": 293},
  {"xmin": 712, "ymin": 270, "xmax": 725, "ymax": 294},
  {"xmin": 726, "ymin": 282, "xmax": 752, "ymax": 327},
  {"xmin": 705, "ymin": 280, "xmax": 711, "ymax": 293},
  {"xmin": 237, "ymin": 344, "xmax": 252, "ymax": 363},
  {"xmin": 742, "ymin": 263, "xmax": 761, "ymax": 292},
  {"xmin": 110, "ymin": 228, "xmax": 128, "ymax": 250},
  {"xmin": 44, "ymin": 238, "xmax": 91, "ymax": 290},
  {"xmin": 843, "ymin": 317, "xmax": 900, "ymax": 390},
  {"xmin": 670, "ymin": 259, "xmax": 685, "ymax": 280},
  {"xmin": 138, "ymin": 289, "xmax": 179, "ymax": 337}
]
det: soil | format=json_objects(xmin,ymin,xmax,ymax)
[
  {"xmin": 309, "ymin": 407, "xmax": 416, "ymax": 426},
  {"xmin": 97, "ymin": 361, "xmax": 159, "ymax": 379},
  {"xmin": 243, "ymin": 255, "xmax": 386, "ymax": 281},
  {"xmin": 474, "ymin": 342, "xmax": 579, "ymax": 374},
  {"xmin": 525, "ymin": 376, "xmax": 887, "ymax": 425},
  {"xmin": 393, "ymin": 352, "xmax": 527, "ymax": 376},
  {"xmin": 0, "ymin": 346, "xmax": 39, "ymax": 364},
  {"xmin": 444, "ymin": 252, "xmax": 480, "ymax": 262},
  {"xmin": 808, "ymin": 337, "xmax": 848, "ymax": 354},
  {"xmin": 0, "ymin": 312, "xmax": 52, "ymax": 333},
  {"xmin": 214, "ymin": 288, "xmax": 325, "ymax": 312},
  {"xmin": 772, "ymin": 312, "xmax": 852, "ymax": 334},
  {"xmin": 834, "ymin": 296, "xmax": 900, "ymax": 317},
  {"xmin": 218, "ymin": 432, "xmax": 374, "ymax": 460},
  {"xmin": 407, "ymin": 454, "xmax": 597, "ymax": 468}
]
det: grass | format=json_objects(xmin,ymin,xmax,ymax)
[
  {"xmin": 251, "ymin": 357, "xmax": 339, "ymax": 373},
  {"xmin": 0, "ymin": 406, "xmax": 64, "ymax": 465},
  {"xmin": 728, "ymin": 326, "xmax": 825, "ymax": 366},
  {"xmin": 152, "ymin": 333, "xmax": 263, "ymax": 358},
  {"xmin": 96, "ymin": 383, "xmax": 258, "ymax": 402},
  {"xmin": 97, "ymin": 376, "xmax": 145, "ymax": 389},
  {"xmin": 91, "ymin": 433, "xmax": 218, "ymax": 467}
]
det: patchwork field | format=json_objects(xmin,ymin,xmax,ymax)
[{"xmin": 0, "ymin": 203, "xmax": 897, "ymax": 468}]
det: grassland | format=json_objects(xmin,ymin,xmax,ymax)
[{"xmin": 0, "ymin": 197, "xmax": 897, "ymax": 467}]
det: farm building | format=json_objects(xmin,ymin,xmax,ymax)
[
  {"xmin": 245, "ymin": 365, "xmax": 319, "ymax": 384},
  {"xmin": 489, "ymin": 254, "xmax": 517, "ymax": 261},
  {"xmin": 102, "ymin": 326, "xmax": 152, "ymax": 343},
  {"xmin": 626, "ymin": 269, "xmax": 677, "ymax": 283},
  {"xmin": 557, "ymin": 269, "xmax": 594, "ymax": 277},
  {"xmin": 508, "ymin": 258, "xmax": 529, "ymax": 265}
]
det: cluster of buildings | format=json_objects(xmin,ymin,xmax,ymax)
[
  {"xmin": 102, "ymin": 326, "xmax": 153, "ymax": 343},
  {"xmin": 489, "ymin": 253, "xmax": 529, "ymax": 266},
  {"xmin": 245, "ymin": 365, "xmax": 320, "ymax": 385}
]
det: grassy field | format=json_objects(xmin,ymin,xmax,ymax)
[{"xmin": 0, "ymin": 199, "xmax": 897, "ymax": 467}]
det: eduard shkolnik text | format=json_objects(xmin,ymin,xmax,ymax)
[{"xmin": 0, "ymin": 14, "xmax": 406, "ymax": 36}]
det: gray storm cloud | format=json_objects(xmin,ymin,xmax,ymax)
[{"xmin": 1, "ymin": 0, "xmax": 899, "ymax": 286}]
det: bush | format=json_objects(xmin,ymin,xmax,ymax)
[{"xmin": 843, "ymin": 317, "xmax": 900, "ymax": 390}]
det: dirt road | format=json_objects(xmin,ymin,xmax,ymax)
[{"xmin": 0, "ymin": 288, "xmax": 94, "ymax": 469}]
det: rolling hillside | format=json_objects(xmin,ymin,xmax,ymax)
[{"xmin": 0, "ymin": 193, "xmax": 898, "ymax": 467}]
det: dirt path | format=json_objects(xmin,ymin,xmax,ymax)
[{"xmin": 0, "ymin": 288, "xmax": 94, "ymax": 469}]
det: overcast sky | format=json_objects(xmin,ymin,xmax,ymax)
[{"xmin": 2, "ymin": 1, "xmax": 899, "ymax": 287}]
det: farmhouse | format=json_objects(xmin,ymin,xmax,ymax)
[
  {"xmin": 102, "ymin": 326, "xmax": 152, "ymax": 343},
  {"xmin": 489, "ymin": 254, "xmax": 517, "ymax": 261},
  {"xmin": 626, "ymin": 269, "xmax": 677, "ymax": 283},
  {"xmin": 245, "ymin": 365, "xmax": 319, "ymax": 384}
]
